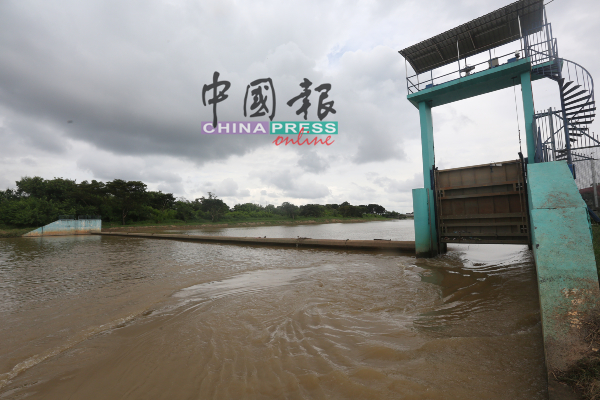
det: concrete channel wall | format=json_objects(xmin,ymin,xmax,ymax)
[
  {"xmin": 527, "ymin": 161, "xmax": 600, "ymax": 389},
  {"xmin": 94, "ymin": 232, "xmax": 416, "ymax": 252},
  {"xmin": 23, "ymin": 219, "xmax": 102, "ymax": 237}
]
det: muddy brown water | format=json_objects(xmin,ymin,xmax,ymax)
[{"xmin": 0, "ymin": 221, "xmax": 547, "ymax": 399}]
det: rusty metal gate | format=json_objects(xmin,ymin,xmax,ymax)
[{"xmin": 434, "ymin": 159, "xmax": 531, "ymax": 245}]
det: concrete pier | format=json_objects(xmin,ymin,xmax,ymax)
[{"xmin": 94, "ymin": 231, "xmax": 416, "ymax": 252}]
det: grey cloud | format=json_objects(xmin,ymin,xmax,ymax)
[
  {"xmin": 216, "ymin": 178, "xmax": 239, "ymax": 197},
  {"xmin": 20, "ymin": 157, "xmax": 37, "ymax": 166},
  {"xmin": 1, "ymin": 0, "xmax": 599, "ymax": 212},
  {"xmin": 76, "ymin": 154, "xmax": 184, "ymax": 193},
  {"xmin": 201, "ymin": 178, "xmax": 251, "ymax": 198},
  {"xmin": 372, "ymin": 174, "xmax": 422, "ymax": 193},
  {"xmin": 297, "ymin": 151, "xmax": 330, "ymax": 173},
  {"xmin": 157, "ymin": 181, "xmax": 184, "ymax": 194},
  {"xmin": 258, "ymin": 170, "xmax": 330, "ymax": 199}
]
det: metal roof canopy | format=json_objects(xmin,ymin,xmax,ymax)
[{"xmin": 399, "ymin": 0, "xmax": 544, "ymax": 75}]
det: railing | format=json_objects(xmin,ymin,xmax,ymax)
[
  {"xmin": 534, "ymin": 58, "xmax": 596, "ymax": 167},
  {"xmin": 533, "ymin": 107, "xmax": 600, "ymax": 163},
  {"xmin": 405, "ymin": 22, "xmax": 557, "ymax": 94},
  {"xmin": 406, "ymin": 49, "xmax": 526, "ymax": 94},
  {"xmin": 522, "ymin": 22, "xmax": 557, "ymax": 65}
]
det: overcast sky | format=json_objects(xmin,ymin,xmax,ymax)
[{"xmin": 0, "ymin": 0, "xmax": 598, "ymax": 212}]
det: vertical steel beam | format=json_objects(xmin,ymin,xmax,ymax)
[
  {"xmin": 419, "ymin": 101, "xmax": 435, "ymax": 189},
  {"xmin": 413, "ymin": 101, "xmax": 438, "ymax": 257},
  {"xmin": 520, "ymin": 71, "xmax": 537, "ymax": 162},
  {"xmin": 413, "ymin": 188, "xmax": 433, "ymax": 257},
  {"xmin": 593, "ymin": 160, "xmax": 598, "ymax": 208},
  {"xmin": 548, "ymin": 107, "xmax": 556, "ymax": 161}
]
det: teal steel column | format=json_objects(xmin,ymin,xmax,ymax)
[
  {"xmin": 413, "ymin": 101, "xmax": 438, "ymax": 257},
  {"xmin": 419, "ymin": 101, "xmax": 435, "ymax": 187},
  {"xmin": 520, "ymin": 71, "xmax": 536, "ymax": 162}
]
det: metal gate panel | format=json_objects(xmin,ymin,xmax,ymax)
[{"xmin": 435, "ymin": 160, "xmax": 530, "ymax": 245}]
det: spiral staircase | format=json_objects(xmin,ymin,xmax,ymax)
[{"xmin": 531, "ymin": 57, "xmax": 596, "ymax": 163}]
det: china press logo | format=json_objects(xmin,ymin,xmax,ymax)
[{"xmin": 201, "ymin": 72, "xmax": 338, "ymax": 145}]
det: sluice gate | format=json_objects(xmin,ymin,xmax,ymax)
[
  {"xmin": 434, "ymin": 160, "xmax": 530, "ymax": 246},
  {"xmin": 399, "ymin": 0, "xmax": 600, "ymax": 396}
]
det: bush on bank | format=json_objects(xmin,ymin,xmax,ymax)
[{"xmin": 0, "ymin": 176, "xmax": 405, "ymax": 228}]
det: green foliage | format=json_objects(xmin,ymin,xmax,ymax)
[
  {"xmin": 556, "ymin": 356, "xmax": 600, "ymax": 399},
  {"xmin": 280, "ymin": 202, "xmax": 300, "ymax": 220},
  {"xmin": 105, "ymin": 179, "xmax": 148, "ymax": 225},
  {"xmin": 0, "ymin": 176, "xmax": 404, "ymax": 228},
  {"xmin": 151, "ymin": 208, "xmax": 177, "ymax": 223},
  {"xmin": 339, "ymin": 201, "xmax": 364, "ymax": 218},
  {"xmin": 300, "ymin": 204, "xmax": 324, "ymax": 218},
  {"xmin": 199, "ymin": 192, "xmax": 229, "ymax": 222}
]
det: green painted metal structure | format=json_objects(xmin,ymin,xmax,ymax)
[
  {"xmin": 406, "ymin": 52, "xmax": 600, "ymax": 400},
  {"xmin": 402, "ymin": 1, "xmax": 600, "ymax": 395},
  {"xmin": 406, "ymin": 58, "xmax": 543, "ymax": 108},
  {"xmin": 411, "ymin": 58, "xmax": 538, "ymax": 256}
]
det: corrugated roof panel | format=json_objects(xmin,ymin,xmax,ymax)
[{"xmin": 399, "ymin": 0, "xmax": 544, "ymax": 74}]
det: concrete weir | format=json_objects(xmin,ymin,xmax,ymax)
[
  {"xmin": 93, "ymin": 231, "xmax": 416, "ymax": 252},
  {"xmin": 23, "ymin": 219, "xmax": 102, "ymax": 237}
]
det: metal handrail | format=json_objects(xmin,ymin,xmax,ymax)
[{"xmin": 406, "ymin": 49, "xmax": 526, "ymax": 94}]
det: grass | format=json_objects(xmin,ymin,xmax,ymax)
[
  {"xmin": 0, "ymin": 227, "xmax": 36, "ymax": 238},
  {"xmin": 554, "ymin": 226, "xmax": 600, "ymax": 399},
  {"xmin": 555, "ymin": 314, "xmax": 600, "ymax": 399},
  {"xmin": 556, "ymin": 358, "xmax": 600, "ymax": 400}
]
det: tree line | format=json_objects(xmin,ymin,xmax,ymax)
[{"xmin": 0, "ymin": 177, "xmax": 404, "ymax": 227}]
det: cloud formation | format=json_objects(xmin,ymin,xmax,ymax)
[{"xmin": 0, "ymin": 0, "xmax": 598, "ymax": 212}]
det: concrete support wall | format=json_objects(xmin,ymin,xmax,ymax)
[
  {"xmin": 520, "ymin": 71, "xmax": 537, "ymax": 163},
  {"xmin": 23, "ymin": 219, "xmax": 102, "ymax": 237},
  {"xmin": 527, "ymin": 161, "xmax": 600, "ymax": 393}
]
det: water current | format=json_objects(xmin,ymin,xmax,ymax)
[{"xmin": 0, "ymin": 220, "xmax": 547, "ymax": 399}]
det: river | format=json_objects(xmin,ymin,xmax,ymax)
[{"xmin": 0, "ymin": 220, "xmax": 547, "ymax": 399}]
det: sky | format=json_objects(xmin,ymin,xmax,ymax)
[{"xmin": 0, "ymin": 0, "xmax": 598, "ymax": 212}]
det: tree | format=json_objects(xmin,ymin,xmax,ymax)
[
  {"xmin": 16, "ymin": 176, "xmax": 47, "ymax": 198},
  {"xmin": 199, "ymin": 192, "xmax": 229, "ymax": 222},
  {"xmin": 339, "ymin": 201, "xmax": 363, "ymax": 218},
  {"xmin": 148, "ymin": 191, "xmax": 176, "ymax": 211},
  {"xmin": 175, "ymin": 199, "xmax": 197, "ymax": 222},
  {"xmin": 280, "ymin": 202, "xmax": 300, "ymax": 220},
  {"xmin": 366, "ymin": 204, "xmax": 386, "ymax": 215},
  {"xmin": 105, "ymin": 179, "xmax": 148, "ymax": 225},
  {"xmin": 233, "ymin": 203, "xmax": 263, "ymax": 213},
  {"xmin": 300, "ymin": 204, "xmax": 324, "ymax": 217},
  {"xmin": 74, "ymin": 180, "xmax": 106, "ymax": 211}
]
